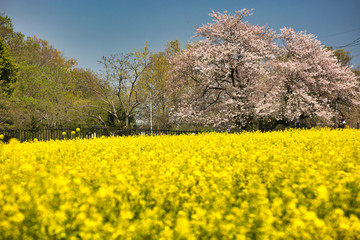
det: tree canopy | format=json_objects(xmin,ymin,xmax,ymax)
[
  {"xmin": 1, "ymin": 11, "xmax": 359, "ymax": 131},
  {"xmin": 0, "ymin": 37, "xmax": 17, "ymax": 96},
  {"xmin": 169, "ymin": 9, "xmax": 360, "ymax": 131}
]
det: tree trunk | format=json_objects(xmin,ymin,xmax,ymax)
[{"xmin": 125, "ymin": 115, "xmax": 129, "ymax": 129}]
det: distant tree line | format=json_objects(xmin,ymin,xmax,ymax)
[
  {"xmin": 0, "ymin": 13, "xmax": 181, "ymax": 130},
  {"xmin": 0, "ymin": 11, "xmax": 359, "ymax": 131}
]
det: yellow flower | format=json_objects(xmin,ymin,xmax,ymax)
[{"xmin": 0, "ymin": 128, "xmax": 359, "ymax": 239}]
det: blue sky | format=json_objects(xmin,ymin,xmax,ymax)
[{"xmin": 1, "ymin": 0, "xmax": 360, "ymax": 73}]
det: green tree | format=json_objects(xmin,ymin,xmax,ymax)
[
  {"xmin": 10, "ymin": 36, "xmax": 83, "ymax": 128},
  {"xmin": 137, "ymin": 39, "xmax": 181, "ymax": 129},
  {"xmin": 326, "ymin": 46, "xmax": 353, "ymax": 67},
  {"xmin": 0, "ymin": 13, "xmax": 106, "ymax": 129},
  {"xmin": 71, "ymin": 68, "xmax": 116, "ymax": 127},
  {"xmin": 0, "ymin": 13, "xmax": 24, "ymax": 54},
  {"xmin": 0, "ymin": 13, "xmax": 13, "ymax": 38},
  {"xmin": 0, "ymin": 37, "xmax": 17, "ymax": 96},
  {"xmin": 353, "ymin": 66, "xmax": 360, "ymax": 78},
  {"xmin": 94, "ymin": 43, "xmax": 151, "ymax": 128}
]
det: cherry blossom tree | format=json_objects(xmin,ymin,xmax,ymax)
[
  {"xmin": 257, "ymin": 28, "xmax": 360, "ymax": 127},
  {"xmin": 169, "ymin": 9, "xmax": 278, "ymax": 130},
  {"xmin": 169, "ymin": 9, "xmax": 360, "ymax": 130}
]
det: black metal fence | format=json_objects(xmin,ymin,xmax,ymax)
[{"xmin": 0, "ymin": 127, "xmax": 204, "ymax": 143}]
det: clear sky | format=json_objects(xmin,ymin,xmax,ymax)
[{"xmin": 1, "ymin": 0, "xmax": 360, "ymax": 73}]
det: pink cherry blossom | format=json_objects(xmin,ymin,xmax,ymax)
[{"xmin": 169, "ymin": 10, "xmax": 359, "ymax": 131}]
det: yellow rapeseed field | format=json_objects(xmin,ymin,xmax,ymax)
[{"xmin": 0, "ymin": 128, "xmax": 359, "ymax": 239}]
